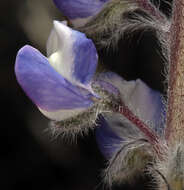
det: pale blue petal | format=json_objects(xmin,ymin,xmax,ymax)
[{"xmin": 96, "ymin": 114, "xmax": 123, "ymax": 158}]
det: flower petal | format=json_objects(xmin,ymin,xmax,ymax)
[
  {"xmin": 15, "ymin": 45, "xmax": 94, "ymax": 120},
  {"xmin": 47, "ymin": 21, "xmax": 98, "ymax": 86},
  {"xmin": 96, "ymin": 114, "xmax": 123, "ymax": 158},
  {"xmin": 96, "ymin": 113, "xmax": 144, "ymax": 158},
  {"xmin": 53, "ymin": 0, "xmax": 109, "ymax": 27},
  {"xmin": 46, "ymin": 21, "xmax": 67, "ymax": 57},
  {"xmin": 98, "ymin": 72, "xmax": 165, "ymax": 132}
]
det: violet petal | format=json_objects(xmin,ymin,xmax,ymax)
[{"xmin": 15, "ymin": 45, "xmax": 94, "ymax": 112}]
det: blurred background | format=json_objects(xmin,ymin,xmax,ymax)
[{"xmin": 0, "ymin": 0, "xmax": 172, "ymax": 189}]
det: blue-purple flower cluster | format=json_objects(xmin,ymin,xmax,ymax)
[{"xmin": 15, "ymin": 0, "xmax": 166, "ymax": 184}]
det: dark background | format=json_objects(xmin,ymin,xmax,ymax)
[{"xmin": 0, "ymin": 0, "xmax": 172, "ymax": 189}]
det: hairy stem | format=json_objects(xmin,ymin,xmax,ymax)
[
  {"xmin": 135, "ymin": 0, "xmax": 166, "ymax": 22},
  {"xmin": 118, "ymin": 102, "xmax": 164, "ymax": 157},
  {"xmin": 165, "ymin": 0, "xmax": 184, "ymax": 144}
]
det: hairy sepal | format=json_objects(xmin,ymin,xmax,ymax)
[{"xmin": 47, "ymin": 83, "xmax": 121, "ymax": 142}]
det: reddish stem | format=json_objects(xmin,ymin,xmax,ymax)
[
  {"xmin": 165, "ymin": 0, "xmax": 184, "ymax": 144},
  {"xmin": 117, "ymin": 102, "xmax": 163, "ymax": 156}
]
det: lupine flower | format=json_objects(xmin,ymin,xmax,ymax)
[
  {"xmin": 95, "ymin": 72, "xmax": 166, "ymax": 184},
  {"xmin": 15, "ymin": 0, "xmax": 177, "ymax": 189},
  {"xmin": 53, "ymin": 0, "xmax": 110, "ymax": 27},
  {"xmin": 15, "ymin": 21, "xmax": 123, "ymax": 135},
  {"xmin": 15, "ymin": 21, "xmax": 99, "ymax": 121},
  {"xmin": 96, "ymin": 73, "xmax": 165, "ymax": 158}
]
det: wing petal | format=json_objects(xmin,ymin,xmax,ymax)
[{"xmin": 15, "ymin": 45, "xmax": 94, "ymax": 115}]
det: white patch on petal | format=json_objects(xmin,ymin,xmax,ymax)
[
  {"xmin": 46, "ymin": 21, "xmax": 68, "ymax": 57},
  {"xmin": 47, "ymin": 21, "xmax": 76, "ymax": 84},
  {"xmin": 47, "ymin": 29, "xmax": 58, "ymax": 57},
  {"xmin": 47, "ymin": 21, "xmax": 98, "ymax": 93},
  {"xmin": 48, "ymin": 52, "xmax": 63, "ymax": 74},
  {"xmin": 39, "ymin": 107, "xmax": 86, "ymax": 121}
]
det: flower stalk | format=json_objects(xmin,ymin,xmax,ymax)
[
  {"xmin": 165, "ymin": 0, "xmax": 184, "ymax": 145},
  {"xmin": 117, "ymin": 101, "xmax": 165, "ymax": 158}
]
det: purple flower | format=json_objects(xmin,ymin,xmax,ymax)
[
  {"xmin": 15, "ymin": 21, "xmax": 99, "ymax": 121},
  {"xmin": 94, "ymin": 73, "xmax": 165, "ymax": 184},
  {"xmin": 53, "ymin": 0, "xmax": 110, "ymax": 27},
  {"xmin": 96, "ymin": 72, "xmax": 165, "ymax": 158}
]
